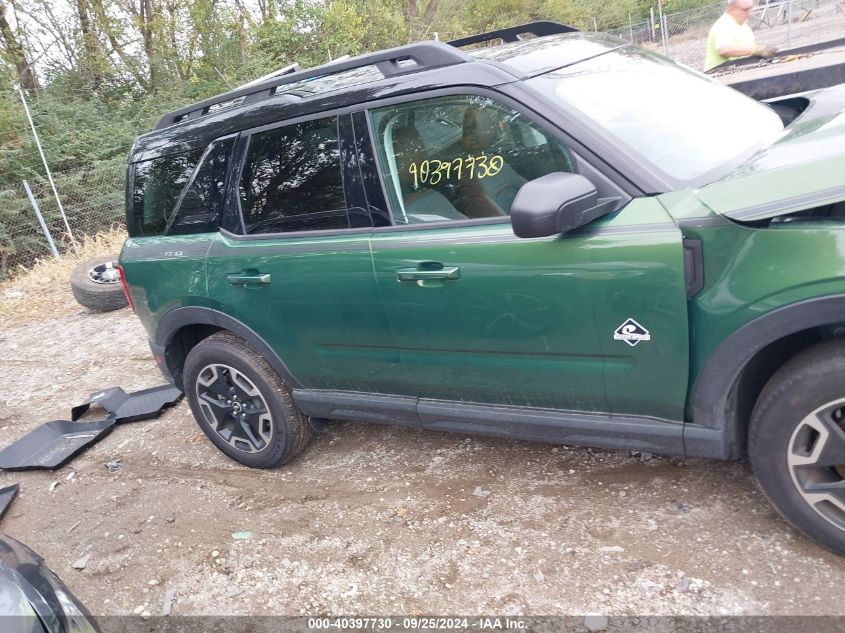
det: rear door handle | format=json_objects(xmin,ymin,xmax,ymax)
[
  {"xmin": 396, "ymin": 266, "xmax": 461, "ymax": 282},
  {"xmin": 227, "ymin": 272, "xmax": 272, "ymax": 286}
]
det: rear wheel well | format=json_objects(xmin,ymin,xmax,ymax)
[
  {"xmin": 727, "ymin": 324, "xmax": 845, "ymax": 456},
  {"xmin": 164, "ymin": 324, "xmax": 224, "ymax": 387}
]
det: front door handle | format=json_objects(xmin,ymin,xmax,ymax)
[
  {"xmin": 227, "ymin": 272, "xmax": 272, "ymax": 286},
  {"xmin": 396, "ymin": 266, "xmax": 461, "ymax": 282}
]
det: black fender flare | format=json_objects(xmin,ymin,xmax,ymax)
[
  {"xmin": 690, "ymin": 294, "xmax": 845, "ymax": 455},
  {"xmin": 154, "ymin": 306, "xmax": 302, "ymax": 388}
]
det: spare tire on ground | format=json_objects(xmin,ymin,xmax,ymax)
[{"xmin": 70, "ymin": 254, "xmax": 128, "ymax": 312}]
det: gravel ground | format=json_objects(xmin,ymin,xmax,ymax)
[{"xmin": 0, "ymin": 300, "xmax": 844, "ymax": 619}]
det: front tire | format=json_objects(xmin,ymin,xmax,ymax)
[
  {"xmin": 749, "ymin": 340, "xmax": 845, "ymax": 557},
  {"xmin": 183, "ymin": 332, "xmax": 311, "ymax": 468}
]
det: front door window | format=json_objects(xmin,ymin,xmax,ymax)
[{"xmin": 368, "ymin": 95, "xmax": 576, "ymax": 224}]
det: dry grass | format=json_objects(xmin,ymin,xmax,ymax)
[{"xmin": 0, "ymin": 227, "xmax": 127, "ymax": 329}]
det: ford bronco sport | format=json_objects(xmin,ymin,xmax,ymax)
[{"xmin": 120, "ymin": 22, "xmax": 845, "ymax": 555}]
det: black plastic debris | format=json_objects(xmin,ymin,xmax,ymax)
[
  {"xmin": 0, "ymin": 420, "xmax": 116, "ymax": 471},
  {"xmin": 0, "ymin": 484, "xmax": 19, "ymax": 520},
  {"xmin": 0, "ymin": 384, "xmax": 182, "ymax": 472},
  {"xmin": 71, "ymin": 384, "xmax": 182, "ymax": 423}
]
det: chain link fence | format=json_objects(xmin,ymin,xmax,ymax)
[
  {"xmin": 0, "ymin": 158, "xmax": 128, "ymax": 279},
  {"xmin": 606, "ymin": 0, "xmax": 845, "ymax": 68},
  {"xmin": 2, "ymin": 0, "xmax": 844, "ymax": 280}
]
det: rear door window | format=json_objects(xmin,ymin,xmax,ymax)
[{"xmin": 238, "ymin": 116, "xmax": 350, "ymax": 234}]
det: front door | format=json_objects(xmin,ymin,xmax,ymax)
[
  {"xmin": 365, "ymin": 93, "xmax": 690, "ymax": 419},
  {"xmin": 370, "ymin": 221, "xmax": 610, "ymax": 411}
]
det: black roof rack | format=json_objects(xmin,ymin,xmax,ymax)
[
  {"xmin": 447, "ymin": 21, "xmax": 578, "ymax": 48},
  {"xmin": 154, "ymin": 21, "xmax": 578, "ymax": 131},
  {"xmin": 155, "ymin": 41, "xmax": 473, "ymax": 130}
]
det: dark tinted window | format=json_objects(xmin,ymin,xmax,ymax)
[
  {"xmin": 238, "ymin": 117, "xmax": 348, "ymax": 234},
  {"xmin": 129, "ymin": 150, "xmax": 202, "ymax": 236},
  {"xmin": 169, "ymin": 137, "xmax": 235, "ymax": 235}
]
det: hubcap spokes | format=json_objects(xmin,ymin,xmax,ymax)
[
  {"xmin": 196, "ymin": 364, "xmax": 273, "ymax": 454},
  {"xmin": 788, "ymin": 399, "xmax": 845, "ymax": 532}
]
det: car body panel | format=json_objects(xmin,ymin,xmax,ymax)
[
  {"xmin": 370, "ymin": 197, "xmax": 690, "ymax": 420},
  {"xmin": 204, "ymin": 230, "xmax": 400, "ymax": 392},
  {"xmin": 697, "ymin": 93, "xmax": 845, "ymax": 221},
  {"xmin": 120, "ymin": 233, "xmax": 215, "ymax": 341},
  {"xmin": 658, "ymin": 191, "xmax": 845, "ymax": 420}
]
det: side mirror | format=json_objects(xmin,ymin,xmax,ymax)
[{"xmin": 511, "ymin": 173, "xmax": 606, "ymax": 238}]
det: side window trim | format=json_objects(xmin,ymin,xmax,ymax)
[
  {"xmin": 337, "ymin": 113, "xmax": 372, "ymax": 230},
  {"xmin": 350, "ymin": 110, "xmax": 392, "ymax": 228},
  {"xmin": 220, "ymin": 133, "xmax": 246, "ymax": 234},
  {"xmin": 381, "ymin": 116, "xmax": 408, "ymax": 223},
  {"xmin": 231, "ymin": 134, "xmax": 251, "ymax": 234}
]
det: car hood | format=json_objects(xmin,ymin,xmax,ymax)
[{"xmin": 695, "ymin": 84, "xmax": 845, "ymax": 222}]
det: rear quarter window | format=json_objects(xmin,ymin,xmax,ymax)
[
  {"xmin": 128, "ymin": 150, "xmax": 203, "ymax": 237},
  {"xmin": 169, "ymin": 137, "xmax": 236, "ymax": 235}
]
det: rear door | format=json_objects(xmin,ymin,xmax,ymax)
[
  {"xmin": 363, "ymin": 92, "xmax": 691, "ymax": 419},
  {"xmin": 205, "ymin": 113, "xmax": 399, "ymax": 392}
]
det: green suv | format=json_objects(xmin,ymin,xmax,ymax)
[{"xmin": 120, "ymin": 22, "xmax": 845, "ymax": 555}]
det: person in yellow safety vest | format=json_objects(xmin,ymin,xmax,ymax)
[{"xmin": 704, "ymin": 0, "xmax": 778, "ymax": 71}]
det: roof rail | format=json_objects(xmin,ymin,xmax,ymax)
[
  {"xmin": 447, "ymin": 21, "xmax": 578, "ymax": 48},
  {"xmin": 154, "ymin": 41, "xmax": 473, "ymax": 130},
  {"xmin": 237, "ymin": 62, "xmax": 300, "ymax": 90}
]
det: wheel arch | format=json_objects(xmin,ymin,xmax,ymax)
[
  {"xmin": 154, "ymin": 307, "xmax": 302, "ymax": 389},
  {"xmin": 690, "ymin": 294, "xmax": 845, "ymax": 458}
]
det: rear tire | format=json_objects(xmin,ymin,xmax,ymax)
[
  {"xmin": 183, "ymin": 332, "xmax": 311, "ymax": 468},
  {"xmin": 749, "ymin": 340, "xmax": 845, "ymax": 557}
]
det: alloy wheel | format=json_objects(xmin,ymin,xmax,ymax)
[
  {"xmin": 787, "ymin": 398, "xmax": 845, "ymax": 532},
  {"xmin": 195, "ymin": 364, "xmax": 274, "ymax": 453}
]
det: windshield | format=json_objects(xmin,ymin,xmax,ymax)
[{"xmin": 527, "ymin": 47, "xmax": 784, "ymax": 184}]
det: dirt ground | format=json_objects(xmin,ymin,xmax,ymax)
[{"xmin": 0, "ymin": 288, "xmax": 844, "ymax": 620}]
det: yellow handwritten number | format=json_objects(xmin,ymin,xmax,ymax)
[{"xmin": 407, "ymin": 154, "xmax": 503, "ymax": 186}]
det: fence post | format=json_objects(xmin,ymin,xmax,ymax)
[
  {"xmin": 650, "ymin": 7, "xmax": 656, "ymax": 41},
  {"xmin": 628, "ymin": 12, "xmax": 634, "ymax": 43},
  {"xmin": 657, "ymin": 0, "xmax": 669, "ymax": 55},
  {"xmin": 16, "ymin": 86, "xmax": 78, "ymax": 252},
  {"xmin": 22, "ymin": 180, "xmax": 60, "ymax": 260}
]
